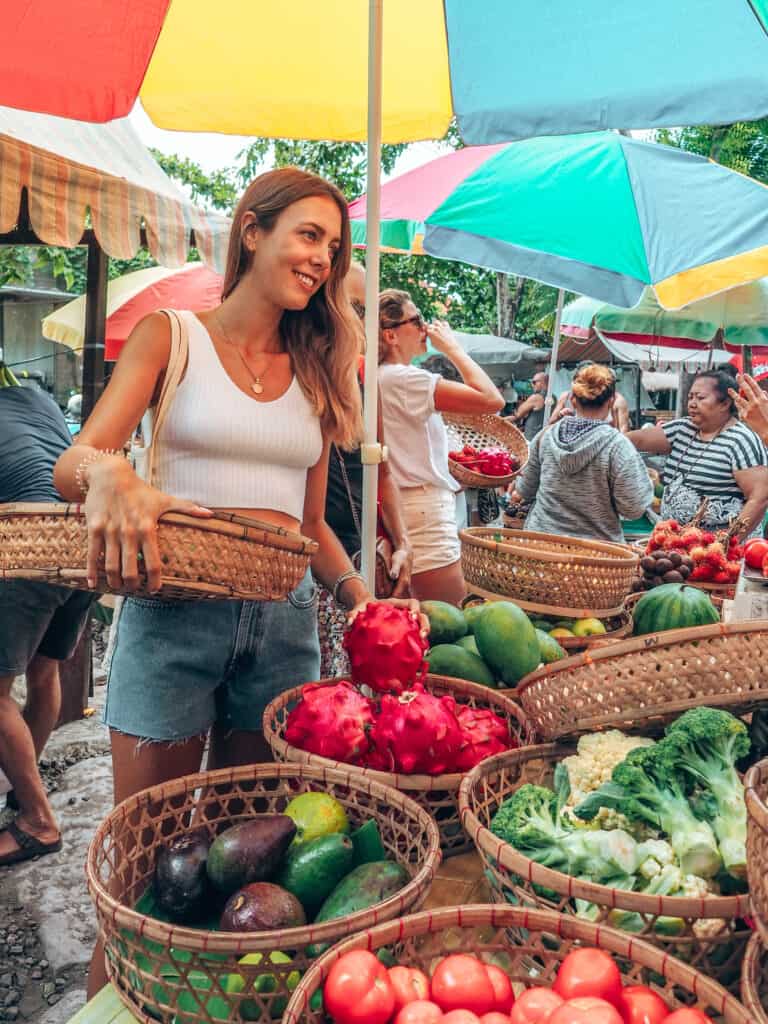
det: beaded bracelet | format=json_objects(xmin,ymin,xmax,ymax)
[
  {"xmin": 74, "ymin": 449, "xmax": 123, "ymax": 497},
  {"xmin": 332, "ymin": 568, "xmax": 366, "ymax": 608}
]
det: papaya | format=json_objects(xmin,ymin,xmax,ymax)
[
  {"xmin": 421, "ymin": 600, "xmax": 468, "ymax": 644},
  {"xmin": 473, "ymin": 601, "xmax": 540, "ymax": 686},
  {"xmin": 426, "ymin": 643, "xmax": 496, "ymax": 687},
  {"xmin": 535, "ymin": 628, "xmax": 567, "ymax": 665},
  {"xmin": 307, "ymin": 861, "xmax": 408, "ymax": 956},
  {"xmin": 456, "ymin": 634, "xmax": 480, "ymax": 656},
  {"xmin": 276, "ymin": 832, "xmax": 354, "ymax": 915},
  {"xmin": 462, "ymin": 601, "xmax": 488, "ymax": 634}
]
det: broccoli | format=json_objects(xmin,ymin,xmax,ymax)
[
  {"xmin": 660, "ymin": 707, "xmax": 750, "ymax": 878},
  {"xmin": 573, "ymin": 744, "xmax": 722, "ymax": 878}
]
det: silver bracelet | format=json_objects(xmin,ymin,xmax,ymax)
[
  {"xmin": 74, "ymin": 449, "xmax": 123, "ymax": 497},
  {"xmin": 332, "ymin": 569, "xmax": 365, "ymax": 607}
]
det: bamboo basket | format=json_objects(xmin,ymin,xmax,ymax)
[
  {"xmin": 444, "ymin": 413, "xmax": 528, "ymax": 488},
  {"xmin": 284, "ymin": 904, "xmax": 751, "ymax": 1024},
  {"xmin": 460, "ymin": 527, "xmax": 639, "ymax": 617},
  {"xmin": 544, "ymin": 611, "xmax": 633, "ymax": 652},
  {"xmin": 459, "ymin": 745, "xmax": 752, "ymax": 991},
  {"xmin": 86, "ymin": 762, "xmax": 441, "ymax": 1024},
  {"xmin": 516, "ymin": 620, "xmax": 768, "ymax": 741},
  {"xmin": 263, "ymin": 675, "xmax": 537, "ymax": 857},
  {"xmin": 741, "ymin": 932, "xmax": 768, "ymax": 1022},
  {"xmin": 0, "ymin": 502, "xmax": 317, "ymax": 600},
  {"xmin": 746, "ymin": 758, "xmax": 768, "ymax": 945}
]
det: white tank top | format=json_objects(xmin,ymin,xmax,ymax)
[{"xmin": 153, "ymin": 311, "xmax": 323, "ymax": 520}]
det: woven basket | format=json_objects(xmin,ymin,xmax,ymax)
[
  {"xmin": 459, "ymin": 745, "xmax": 752, "ymax": 991},
  {"xmin": 549, "ymin": 611, "xmax": 633, "ymax": 652},
  {"xmin": 263, "ymin": 674, "xmax": 537, "ymax": 858},
  {"xmin": 741, "ymin": 932, "xmax": 768, "ymax": 1022},
  {"xmin": 746, "ymin": 758, "xmax": 768, "ymax": 946},
  {"xmin": 444, "ymin": 413, "xmax": 528, "ymax": 488},
  {"xmin": 460, "ymin": 527, "xmax": 639, "ymax": 617},
  {"xmin": 284, "ymin": 904, "xmax": 751, "ymax": 1024},
  {"xmin": 516, "ymin": 620, "xmax": 768, "ymax": 741},
  {"xmin": 86, "ymin": 762, "xmax": 441, "ymax": 1024},
  {"xmin": 0, "ymin": 502, "xmax": 317, "ymax": 600}
]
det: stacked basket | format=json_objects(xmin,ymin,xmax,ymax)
[{"xmin": 743, "ymin": 757, "xmax": 768, "ymax": 1019}]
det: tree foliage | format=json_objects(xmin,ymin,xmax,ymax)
[{"xmin": 655, "ymin": 121, "xmax": 768, "ymax": 182}]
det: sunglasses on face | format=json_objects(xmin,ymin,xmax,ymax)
[{"xmin": 389, "ymin": 312, "xmax": 425, "ymax": 330}]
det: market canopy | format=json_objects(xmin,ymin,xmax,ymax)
[
  {"xmin": 0, "ymin": 105, "xmax": 230, "ymax": 270},
  {"xmin": 557, "ymin": 333, "xmax": 734, "ymax": 371}
]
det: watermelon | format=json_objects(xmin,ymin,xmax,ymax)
[{"xmin": 632, "ymin": 583, "xmax": 720, "ymax": 637}]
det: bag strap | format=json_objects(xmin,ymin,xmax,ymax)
[
  {"xmin": 145, "ymin": 309, "xmax": 189, "ymax": 486},
  {"xmin": 334, "ymin": 443, "xmax": 362, "ymax": 541}
]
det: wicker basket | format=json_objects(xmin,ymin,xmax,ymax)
[
  {"xmin": 460, "ymin": 527, "xmax": 639, "ymax": 617},
  {"xmin": 0, "ymin": 502, "xmax": 317, "ymax": 600},
  {"xmin": 741, "ymin": 932, "xmax": 768, "ymax": 1022},
  {"xmin": 263, "ymin": 674, "xmax": 537, "ymax": 858},
  {"xmin": 548, "ymin": 611, "xmax": 633, "ymax": 652},
  {"xmin": 444, "ymin": 413, "xmax": 528, "ymax": 488},
  {"xmin": 459, "ymin": 745, "xmax": 752, "ymax": 991},
  {"xmin": 516, "ymin": 620, "xmax": 768, "ymax": 741},
  {"xmin": 284, "ymin": 904, "xmax": 751, "ymax": 1024},
  {"xmin": 86, "ymin": 762, "xmax": 441, "ymax": 1024},
  {"xmin": 746, "ymin": 758, "xmax": 768, "ymax": 946}
]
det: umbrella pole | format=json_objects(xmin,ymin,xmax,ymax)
[
  {"xmin": 543, "ymin": 288, "xmax": 565, "ymax": 421},
  {"xmin": 360, "ymin": 0, "xmax": 384, "ymax": 593}
]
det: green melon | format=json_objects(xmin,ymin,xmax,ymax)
[
  {"xmin": 535, "ymin": 628, "xmax": 567, "ymax": 664},
  {"xmin": 473, "ymin": 602, "xmax": 540, "ymax": 686},
  {"xmin": 425, "ymin": 644, "xmax": 496, "ymax": 687},
  {"xmin": 421, "ymin": 600, "xmax": 468, "ymax": 644},
  {"xmin": 632, "ymin": 582, "xmax": 720, "ymax": 637}
]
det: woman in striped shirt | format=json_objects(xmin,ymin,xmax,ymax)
[{"xmin": 627, "ymin": 369, "xmax": 768, "ymax": 538}]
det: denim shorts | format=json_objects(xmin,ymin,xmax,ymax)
[
  {"xmin": 0, "ymin": 579, "xmax": 94, "ymax": 674},
  {"xmin": 104, "ymin": 570, "xmax": 320, "ymax": 741}
]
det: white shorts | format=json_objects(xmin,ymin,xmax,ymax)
[{"xmin": 399, "ymin": 484, "xmax": 462, "ymax": 574}]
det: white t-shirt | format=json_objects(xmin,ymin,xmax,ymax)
[{"xmin": 378, "ymin": 362, "xmax": 459, "ymax": 493}]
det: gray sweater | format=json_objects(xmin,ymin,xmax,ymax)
[{"xmin": 516, "ymin": 420, "xmax": 653, "ymax": 544}]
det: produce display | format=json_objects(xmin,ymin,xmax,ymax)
[
  {"xmin": 743, "ymin": 536, "xmax": 768, "ymax": 576},
  {"xmin": 319, "ymin": 945, "xmax": 714, "ymax": 1024},
  {"xmin": 631, "ymin": 583, "xmax": 720, "ymax": 637},
  {"xmin": 448, "ymin": 445, "xmax": 519, "ymax": 477},
  {"xmin": 489, "ymin": 708, "xmax": 750, "ymax": 936},
  {"xmin": 633, "ymin": 520, "xmax": 743, "ymax": 591}
]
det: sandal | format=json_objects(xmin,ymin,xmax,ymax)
[{"xmin": 0, "ymin": 820, "xmax": 62, "ymax": 867}]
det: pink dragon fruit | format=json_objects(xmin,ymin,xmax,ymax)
[
  {"xmin": 343, "ymin": 601, "xmax": 428, "ymax": 694},
  {"xmin": 284, "ymin": 680, "xmax": 373, "ymax": 764},
  {"xmin": 454, "ymin": 706, "xmax": 514, "ymax": 772},
  {"xmin": 366, "ymin": 683, "xmax": 463, "ymax": 774}
]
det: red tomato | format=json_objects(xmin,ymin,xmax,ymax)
[
  {"xmin": 484, "ymin": 965, "xmax": 515, "ymax": 1014},
  {"xmin": 552, "ymin": 948, "xmax": 623, "ymax": 1008},
  {"xmin": 395, "ymin": 1001, "xmax": 444, "ymax": 1024},
  {"xmin": 662, "ymin": 1011, "xmax": 713, "ymax": 1024},
  {"xmin": 442, "ymin": 1013, "xmax": 481, "ymax": 1024},
  {"xmin": 324, "ymin": 950, "xmax": 395, "ymax": 1024},
  {"xmin": 618, "ymin": 986, "xmax": 669, "ymax": 1024},
  {"xmin": 480, "ymin": 1014, "xmax": 511, "ymax": 1024},
  {"xmin": 548, "ymin": 997, "xmax": 623, "ymax": 1024},
  {"xmin": 390, "ymin": 967, "xmax": 431, "ymax": 1011},
  {"xmin": 509, "ymin": 988, "xmax": 563, "ymax": 1024},
  {"xmin": 744, "ymin": 539, "xmax": 768, "ymax": 569},
  {"xmin": 431, "ymin": 955, "xmax": 496, "ymax": 1016}
]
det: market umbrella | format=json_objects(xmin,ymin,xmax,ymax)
[
  {"xmin": 40, "ymin": 263, "xmax": 223, "ymax": 361},
  {"xmin": 414, "ymin": 332, "xmax": 550, "ymax": 384}
]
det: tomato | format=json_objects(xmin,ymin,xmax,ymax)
[
  {"xmin": 617, "ymin": 986, "xmax": 669, "ymax": 1024},
  {"xmin": 484, "ymin": 965, "xmax": 515, "ymax": 1014},
  {"xmin": 548, "ymin": 997, "xmax": 623, "ymax": 1024},
  {"xmin": 744, "ymin": 539, "xmax": 768, "ymax": 569},
  {"xmin": 390, "ymin": 967, "xmax": 431, "ymax": 1011},
  {"xmin": 552, "ymin": 948, "xmax": 623, "ymax": 1008},
  {"xmin": 324, "ymin": 950, "xmax": 395, "ymax": 1024},
  {"xmin": 395, "ymin": 1001, "xmax": 444, "ymax": 1024},
  {"xmin": 431, "ymin": 955, "xmax": 496, "ymax": 1016},
  {"xmin": 442, "ymin": 1013, "xmax": 481, "ymax": 1024},
  {"xmin": 509, "ymin": 987, "xmax": 563, "ymax": 1023},
  {"xmin": 662, "ymin": 1011, "xmax": 713, "ymax": 1024},
  {"xmin": 480, "ymin": 1014, "xmax": 511, "ymax": 1024}
]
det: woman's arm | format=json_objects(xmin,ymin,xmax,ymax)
[
  {"xmin": 733, "ymin": 466, "xmax": 768, "ymax": 538},
  {"xmin": 730, "ymin": 374, "xmax": 768, "ymax": 444},
  {"xmin": 625, "ymin": 424, "xmax": 671, "ymax": 455},
  {"xmin": 427, "ymin": 321, "xmax": 504, "ymax": 414},
  {"xmin": 514, "ymin": 436, "xmax": 542, "ymax": 505},
  {"xmin": 547, "ymin": 391, "xmax": 570, "ymax": 425},
  {"xmin": 375, "ymin": 388, "xmax": 412, "ymax": 597}
]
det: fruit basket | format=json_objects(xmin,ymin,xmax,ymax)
[
  {"xmin": 746, "ymin": 757, "xmax": 768, "ymax": 945},
  {"xmin": 741, "ymin": 931, "xmax": 768, "ymax": 1022},
  {"xmin": 460, "ymin": 527, "xmax": 639, "ymax": 617},
  {"xmin": 283, "ymin": 904, "xmax": 752, "ymax": 1024},
  {"xmin": 86, "ymin": 762, "xmax": 441, "ymax": 1024},
  {"xmin": 533, "ymin": 610, "xmax": 633, "ymax": 652},
  {"xmin": 264, "ymin": 675, "xmax": 537, "ymax": 858},
  {"xmin": 459, "ymin": 745, "xmax": 752, "ymax": 991},
  {"xmin": 0, "ymin": 502, "xmax": 317, "ymax": 600},
  {"xmin": 444, "ymin": 413, "xmax": 528, "ymax": 488}
]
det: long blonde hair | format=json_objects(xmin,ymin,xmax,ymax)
[{"xmin": 222, "ymin": 168, "xmax": 362, "ymax": 449}]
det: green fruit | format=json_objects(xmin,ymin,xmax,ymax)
[
  {"xmin": 632, "ymin": 582, "xmax": 720, "ymax": 637},
  {"xmin": 225, "ymin": 951, "xmax": 300, "ymax": 1021},
  {"xmin": 421, "ymin": 600, "xmax": 468, "ymax": 644},
  {"xmin": 276, "ymin": 833, "xmax": 354, "ymax": 916},
  {"xmin": 284, "ymin": 792, "xmax": 349, "ymax": 844},
  {"xmin": 350, "ymin": 819, "xmax": 386, "ymax": 866},
  {"xmin": 462, "ymin": 602, "xmax": 488, "ymax": 634},
  {"xmin": 426, "ymin": 643, "xmax": 496, "ymax": 687},
  {"xmin": 571, "ymin": 617, "xmax": 607, "ymax": 637},
  {"xmin": 457, "ymin": 634, "xmax": 480, "ymax": 656},
  {"xmin": 206, "ymin": 816, "xmax": 296, "ymax": 897},
  {"xmin": 473, "ymin": 601, "xmax": 540, "ymax": 686},
  {"xmin": 535, "ymin": 628, "xmax": 567, "ymax": 664}
]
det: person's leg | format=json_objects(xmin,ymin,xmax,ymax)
[
  {"xmin": 23, "ymin": 653, "xmax": 61, "ymax": 757},
  {"xmin": 410, "ymin": 559, "xmax": 467, "ymax": 606},
  {"xmin": 401, "ymin": 487, "xmax": 466, "ymax": 607}
]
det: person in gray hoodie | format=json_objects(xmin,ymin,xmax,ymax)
[{"xmin": 513, "ymin": 363, "xmax": 653, "ymax": 544}]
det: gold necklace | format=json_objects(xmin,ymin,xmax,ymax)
[{"xmin": 215, "ymin": 311, "xmax": 275, "ymax": 395}]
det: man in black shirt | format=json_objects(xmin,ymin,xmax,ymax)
[{"xmin": 0, "ymin": 385, "xmax": 93, "ymax": 865}]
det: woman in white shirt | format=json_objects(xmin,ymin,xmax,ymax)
[{"xmin": 378, "ymin": 289, "xmax": 504, "ymax": 605}]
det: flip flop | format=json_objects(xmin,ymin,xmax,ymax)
[{"xmin": 0, "ymin": 820, "xmax": 62, "ymax": 867}]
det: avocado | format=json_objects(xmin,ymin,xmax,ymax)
[
  {"xmin": 426, "ymin": 643, "xmax": 496, "ymax": 687},
  {"xmin": 421, "ymin": 600, "xmax": 468, "ymax": 644},
  {"xmin": 153, "ymin": 828, "xmax": 213, "ymax": 924},
  {"xmin": 206, "ymin": 815, "xmax": 296, "ymax": 896},
  {"xmin": 456, "ymin": 634, "xmax": 480, "ymax": 656},
  {"xmin": 277, "ymin": 832, "xmax": 354, "ymax": 916},
  {"xmin": 219, "ymin": 882, "xmax": 306, "ymax": 932}
]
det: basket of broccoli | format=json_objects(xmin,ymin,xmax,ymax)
[{"xmin": 458, "ymin": 707, "xmax": 753, "ymax": 992}]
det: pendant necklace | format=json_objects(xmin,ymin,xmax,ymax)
[{"xmin": 215, "ymin": 311, "xmax": 275, "ymax": 395}]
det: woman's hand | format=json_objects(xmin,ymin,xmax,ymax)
[
  {"xmin": 426, "ymin": 319, "xmax": 461, "ymax": 357},
  {"xmin": 83, "ymin": 458, "xmax": 212, "ymax": 592},
  {"xmin": 730, "ymin": 374, "xmax": 768, "ymax": 444},
  {"xmin": 348, "ymin": 596, "xmax": 430, "ymax": 638},
  {"xmin": 388, "ymin": 544, "xmax": 413, "ymax": 598}
]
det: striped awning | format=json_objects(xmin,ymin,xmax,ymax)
[{"xmin": 0, "ymin": 105, "xmax": 230, "ymax": 271}]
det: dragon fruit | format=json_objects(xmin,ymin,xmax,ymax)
[
  {"xmin": 454, "ymin": 706, "xmax": 514, "ymax": 772},
  {"xmin": 366, "ymin": 683, "xmax": 463, "ymax": 774},
  {"xmin": 284, "ymin": 680, "xmax": 374, "ymax": 764},
  {"xmin": 343, "ymin": 601, "xmax": 427, "ymax": 694}
]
